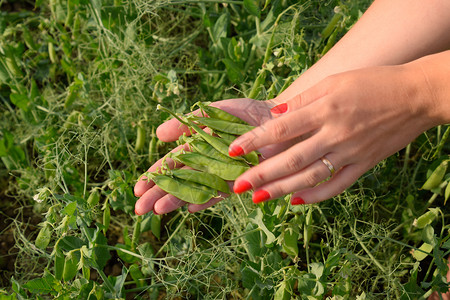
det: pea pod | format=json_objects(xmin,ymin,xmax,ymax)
[
  {"xmin": 193, "ymin": 117, "xmax": 254, "ymax": 135},
  {"xmin": 158, "ymin": 105, "xmax": 231, "ymax": 157},
  {"xmin": 198, "ymin": 103, "xmax": 247, "ymax": 124},
  {"xmin": 63, "ymin": 251, "xmax": 80, "ymax": 282},
  {"xmin": 174, "ymin": 152, "xmax": 249, "ymax": 181},
  {"xmin": 87, "ymin": 188, "xmax": 100, "ymax": 207},
  {"xmin": 135, "ymin": 123, "xmax": 146, "ymax": 152},
  {"xmin": 188, "ymin": 139, "xmax": 246, "ymax": 166},
  {"xmin": 152, "ymin": 174, "xmax": 214, "ymax": 204},
  {"xmin": 215, "ymin": 134, "xmax": 259, "ymax": 165},
  {"xmin": 171, "ymin": 168, "xmax": 230, "ymax": 194},
  {"xmin": 421, "ymin": 160, "xmax": 448, "ymax": 190},
  {"xmin": 35, "ymin": 222, "xmax": 52, "ymax": 250}
]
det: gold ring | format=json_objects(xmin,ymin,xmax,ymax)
[{"xmin": 320, "ymin": 157, "xmax": 335, "ymax": 177}]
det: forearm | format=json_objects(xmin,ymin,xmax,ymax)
[{"xmin": 276, "ymin": 0, "xmax": 450, "ymax": 102}]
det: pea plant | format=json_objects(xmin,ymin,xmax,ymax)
[{"xmin": 1, "ymin": 0, "xmax": 449, "ymax": 299}]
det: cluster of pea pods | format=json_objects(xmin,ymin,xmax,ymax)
[{"xmin": 146, "ymin": 102, "xmax": 259, "ymax": 204}]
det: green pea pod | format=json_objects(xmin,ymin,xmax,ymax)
[
  {"xmin": 103, "ymin": 201, "xmax": 110, "ymax": 235},
  {"xmin": 174, "ymin": 152, "xmax": 249, "ymax": 181},
  {"xmin": 198, "ymin": 104, "xmax": 247, "ymax": 125},
  {"xmin": 171, "ymin": 168, "xmax": 230, "ymax": 194},
  {"xmin": 35, "ymin": 222, "xmax": 51, "ymax": 250},
  {"xmin": 148, "ymin": 127, "xmax": 158, "ymax": 164},
  {"xmin": 152, "ymin": 174, "xmax": 214, "ymax": 204},
  {"xmin": 414, "ymin": 208, "xmax": 439, "ymax": 229},
  {"xmin": 421, "ymin": 160, "xmax": 448, "ymax": 190},
  {"xmin": 48, "ymin": 42, "xmax": 58, "ymax": 64},
  {"xmin": 193, "ymin": 117, "xmax": 254, "ymax": 135},
  {"xmin": 215, "ymin": 131, "xmax": 237, "ymax": 143},
  {"xmin": 63, "ymin": 252, "xmax": 80, "ymax": 282},
  {"xmin": 135, "ymin": 124, "xmax": 146, "ymax": 152},
  {"xmin": 247, "ymin": 69, "xmax": 266, "ymax": 100},
  {"xmin": 304, "ymin": 208, "xmax": 313, "ymax": 249},
  {"xmin": 87, "ymin": 188, "xmax": 100, "ymax": 207},
  {"xmin": 189, "ymin": 139, "xmax": 246, "ymax": 166},
  {"xmin": 412, "ymin": 242, "xmax": 433, "ymax": 261},
  {"xmin": 445, "ymin": 181, "xmax": 450, "ymax": 205}
]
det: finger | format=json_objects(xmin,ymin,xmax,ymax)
[
  {"xmin": 229, "ymin": 103, "xmax": 321, "ymax": 157},
  {"xmin": 134, "ymin": 144, "xmax": 189, "ymax": 197},
  {"xmin": 233, "ymin": 132, "xmax": 332, "ymax": 193},
  {"xmin": 290, "ymin": 164, "xmax": 365, "ymax": 205},
  {"xmin": 153, "ymin": 193, "xmax": 186, "ymax": 215},
  {"xmin": 135, "ymin": 185, "xmax": 168, "ymax": 215},
  {"xmin": 187, "ymin": 196, "xmax": 224, "ymax": 213},
  {"xmin": 249, "ymin": 157, "xmax": 338, "ymax": 204},
  {"xmin": 271, "ymin": 77, "xmax": 331, "ymax": 116}
]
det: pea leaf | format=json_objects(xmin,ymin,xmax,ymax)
[
  {"xmin": 222, "ymin": 58, "xmax": 243, "ymax": 84},
  {"xmin": 244, "ymin": 0, "xmax": 261, "ymax": 17},
  {"xmin": 249, "ymin": 208, "xmax": 276, "ymax": 246},
  {"xmin": 23, "ymin": 274, "xmax": 60, "ymax": 294}
]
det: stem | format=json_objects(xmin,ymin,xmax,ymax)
[{"xmin": 350, "ymin": 224, "xmax": 387, "ymax": 274}]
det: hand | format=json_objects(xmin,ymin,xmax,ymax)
[
  {"xmin": 229, "ymin": 64, "xmax": 437, "ymax": 205},
  {"xmin": 134, "ymin": 98, "xmax": 287, "ymax": 215}
]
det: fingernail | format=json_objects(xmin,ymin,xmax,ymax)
[
  {"xmin": 229, "ymin": 144, "xmax": 244, "ymax": 157},
  {"xmin": 252, "ymin": 190, "xmax": 270, "ymax": 204},
  {"xmin": 291, "ymin": 197, "xmax": 305, "ymax": 205},
  {"xmin": 153, "ymin": 209, "xmax": 159, "ymax": 215},
  {"xmin": 135, "ymin": 207, "xmax": 141, "ymax": 215},
  {"xmin": 234, "ymin": 180, "xmax": 252, "ymax": 194},
  {"xmin": 270, "ymin": 103, "xmax": 288, "ymax": 114}
]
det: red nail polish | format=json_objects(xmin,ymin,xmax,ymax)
[
  {"xmin": 270, "ymin": 103, "xmax": 288, "ymax": 114},
  {"xmin": 291, "ymin": 197, "xmax": 305, "ymax": 205},
  {"xmin": 229, "ymin": 144, "xmax": 244, "ymax": 157},
  {"xmin": 253, "ymin": 190, "xmax": 270, "ymax": 204},
  {"xmin": 234, "ymin": 180, "xmax": 252, "ymax": 194}
]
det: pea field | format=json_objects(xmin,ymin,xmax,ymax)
[{"xmin": 1, "ymin": 0, "xmax": 450, "ymax": 299}]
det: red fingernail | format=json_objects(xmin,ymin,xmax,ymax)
[
  {"xmin": 229, "ymin": 144, "xmax": 244, "ymax": 157},
  {"xmin": 253, "ymin": 190, "xmax": 270, "ymax": 204},
  {"xmin": 233, "ymin": 180, "xmax": 252, "ymax": 194},
  {"xmin": 291, "ymin": 197, "xmax": 305, "ymax": 205},
  {"xmin": 270, "ymin": 103, "xmax": 288, "ymax": 114}
]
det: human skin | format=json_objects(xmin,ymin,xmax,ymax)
[{"xmin": 134, "ymin": 0, "xmax": 450, "ymax": 215}]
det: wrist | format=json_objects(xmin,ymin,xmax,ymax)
[{"xmin": 405, "ymin": 51, "xmax": 450, "ymax": 129}]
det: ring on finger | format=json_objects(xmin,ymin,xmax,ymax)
[{"xmin": 320, "ymin": 156, "xmax": 335, "ymax": 177}]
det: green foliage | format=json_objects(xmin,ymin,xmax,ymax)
[{"xmin": 1, "ymin": 0, "xmax": 449, "ymax": 299}]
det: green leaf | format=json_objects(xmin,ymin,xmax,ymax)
[
  {"xmin": 23, "ymin": 274, "xmax": 60, "ymax": 294},
  {"xmin": 250, "ymin": 208, "xmax": 276, "ymax": 246},
  {"xmin": 60, "ymin": 236, "xmax": 86, "ymax": 251},
  {"xmin": 244, "ymin": 0, "xmax": 261, "ymax": 17},
  {"xmin": 281, "ymin": 226, "xmax": 299, "ymax": 257},
  {"xmin": 211, "ymin": 13, "xmax": 229, "ymax": 44},
  {"xmin": 63, "ymin": 201, "xmax": 77, "ymax": 216},
  {"xmin": 222, "ymin": 58, "xmax": 243, "ymax": 84},
  {"xmin": 151, "ymin": 214, "xmax": 161, "ymax": 240},
  {"xmin": 10, "ymin": 93, "xmax": 29, "ymax": 111}
]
